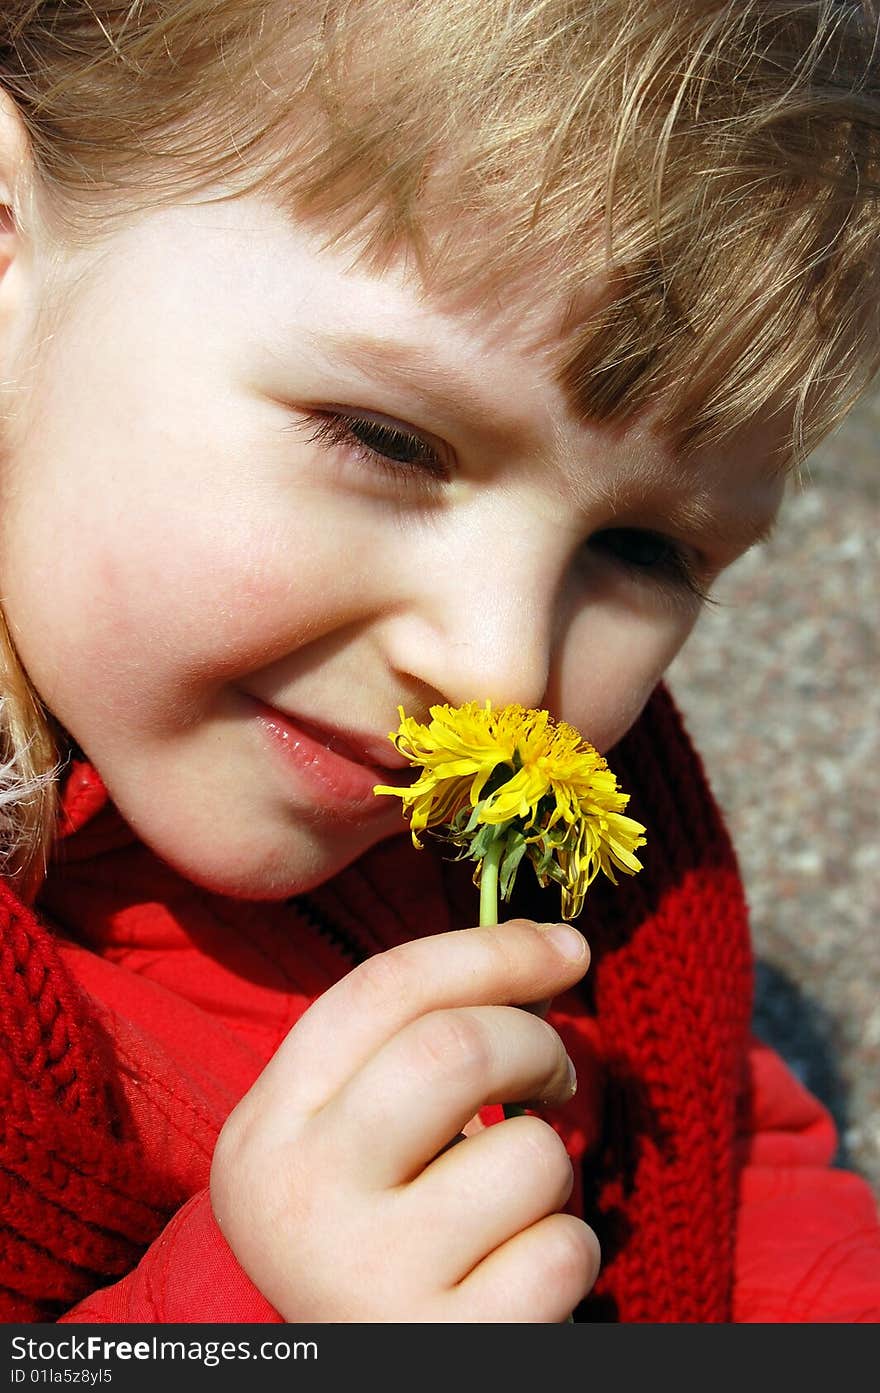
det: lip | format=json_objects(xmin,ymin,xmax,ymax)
[{"xmin": 247, "ymin": 696, "xmax": 413, "ymax": 815}]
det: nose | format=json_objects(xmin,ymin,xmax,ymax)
[{"xmin": 380, "ymin": 507, "xmax": 570, "ymax": 712}]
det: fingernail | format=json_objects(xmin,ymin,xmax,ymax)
[
  {"xmin": 565, "ymin": 1055, "xmax": 578, "ymax": 1097},
  {"xmin": 540, "ymin": 922, "xmax": 586, "ymax": 962}
]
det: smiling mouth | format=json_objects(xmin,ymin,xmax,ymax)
[
  {"xmin": 247, "ymin": 696, "xmax": 413, "ymax": 814},
  {"xmin": 289, "ymin": 710, "xmax": 412, "ymax": 782}
]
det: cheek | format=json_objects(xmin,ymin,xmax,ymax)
[
  {"xmin": 555, "ymin": 602, "xmax": 697, "ymax": 751},
  {"xmin": 0, "ymin": 486, "xmax": 336, "ymax": 735}
]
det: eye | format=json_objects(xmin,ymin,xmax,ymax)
[
  {"xmin": 299, "ymin": 410, "xmax": 449, "ymax": 483},
  {"xmin": 589, "ymin": 527, "xmax": 709, "ymax": 602}
]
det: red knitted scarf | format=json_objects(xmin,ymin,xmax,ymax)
[{"xmin": 0, "ymin": 685, "xmax": 753, "ymax": 1322}]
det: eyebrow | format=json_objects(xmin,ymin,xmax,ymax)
[
  {"xmin": 299, "ymin": 328, "xmax": 534, "ymax": 443},
  {"xmin": 302, "ymin": 328, "xmax": 784, "ymax": 548},
  {"xmin": 663, "ymin": 495, "xmax": 780, "ymax": 553}
]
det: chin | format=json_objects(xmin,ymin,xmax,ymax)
[{"xmin": 137, "ymin": 820, "xmax": 384, "ymax": 902}]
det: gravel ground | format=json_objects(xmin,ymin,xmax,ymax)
[{"xmin": 667, "ymin": 388, "xmax": 879, "ymax": 1195}]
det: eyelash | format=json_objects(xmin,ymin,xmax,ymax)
[
  {"xmin": 300, "ymin": 411, "xmax": 448, "ymax": 482},
  {"xmin": 587, "ymin": 529, "xmax": 710, "ymax": 603},
  {"xmin": 298, "ymin": 409, "xmax": 710, "ymax": 603}
]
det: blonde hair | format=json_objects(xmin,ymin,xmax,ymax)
[{"xmin": 1, "ymin": 0, "xmax": 879, "ymax": 895}]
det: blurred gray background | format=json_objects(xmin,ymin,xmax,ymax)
[{"xmin": 667, "ymin": 388, "xmax": 879, "ymax": 1197}]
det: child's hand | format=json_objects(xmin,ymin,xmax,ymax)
[{"xmin": 210, "ymin": 919, "xmax": 599, "ymax": 1322}]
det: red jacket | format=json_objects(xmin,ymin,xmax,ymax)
[{"xmin": 1, "ymin": 686, "xmax": 877, "ymax": 1322}]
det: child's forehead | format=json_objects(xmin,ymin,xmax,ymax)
[
  {"xmin": 10, "ymin": 0, "xmax": 875, "ymax": 478},
  {"xmin": 294, "ymin": 213, "xmax": 794, "ymax": 477},
  {"xmin": 260, "ymin": 173, "xmax": 830, "ymax": 479},
  {"xmin": 274, "ymin": 219, "xmax": 788, "ymax": 529},
  {"xmin": 273, "ymin": 222, "xmax": 595, "ymax": 438}
]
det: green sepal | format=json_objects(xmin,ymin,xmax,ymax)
[
  {"xmin": 461, "ymin": 800, "xmax": 490, "ymax": 835},
  {"xmin": 524, "ymin": 828, "xmax": 570, "ymax": 892},
  {"xmin": 446, "ymin": 816, "xmax": 509, "ymax": 866},
  {"xmin": 467, "ymin": 821, "xmax": 503, "ymax": 863},
  {"xmin": 498, "ymin": 828, "xmax": 528, "ymax": 901}
]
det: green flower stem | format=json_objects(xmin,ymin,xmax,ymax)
[
  {"xmin": 479, "ymin": 832, "xmax": 575, "ymax": 1322},
  {"xmin": 479, "ymin": 837, "xmax": 525, "ymax": 1122},
  {"xmin": 479, "ymin": 837, "xmax": 502, "ymax": 926}
]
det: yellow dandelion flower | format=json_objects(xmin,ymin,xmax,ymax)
[{"xmin": 374, "ymin": 700, "xmax": 646, "ymax": 920}]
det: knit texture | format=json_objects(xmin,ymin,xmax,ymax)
[
  {"xmin": 0, "ymin": 684, "xmax": 752, "ymax": 1322},
  {"xmin": 500, "ymin": 684, "xmax": 752, "ymax": 1320},
  {"xmin": 0, "ymin": 885, "xmax": 183, "ymax": 1320},
  {"xmin": 570, "ymin": 687, "xmax": 752, "ymax": 1320}
]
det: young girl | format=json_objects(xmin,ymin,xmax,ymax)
[{"xmin": 0, "ymin": 1, "xmax": 878, "ymax": 1324}]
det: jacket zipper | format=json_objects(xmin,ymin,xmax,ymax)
[{"xmin": 292, "ymin": 894, "xmax": 368, "ymax": 968}]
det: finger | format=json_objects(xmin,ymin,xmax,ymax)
[
  {"xmin": 402, "ymin": 1114, "xmax": 576, "ymax": 1285},
  {"xmin": 445, "ymin": 1212, "xmax": 600, "ymax": 1323},
  {"xmin": 312, "ymin": 1004, "xmax": 576, "ymax": 1188},
  {"xmin": 256, "ymin": 920, "xmax": 588, "ymax": 1117}
]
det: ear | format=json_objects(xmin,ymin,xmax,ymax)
[{"xmin": 0, "ymin": 88, "xmax": 35, "ymax": 285}]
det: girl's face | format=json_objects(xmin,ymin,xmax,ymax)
[{"xmin": 0, "ymin": 195, "xmax": 782, "ymax": 898}]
